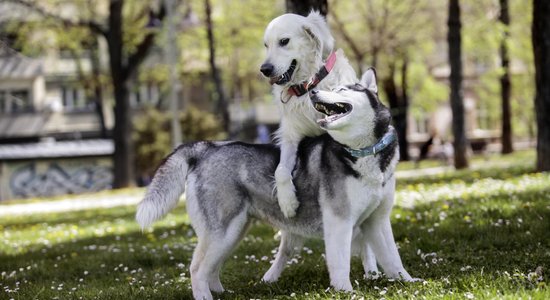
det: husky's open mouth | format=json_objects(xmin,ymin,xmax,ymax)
[
  {"xmin": 270, "ymin": 60, "xmax": 297, "ymax": 85},
  {"xmin": 313, "ymin": 100, "xmax": 352, "ymax": 125}
]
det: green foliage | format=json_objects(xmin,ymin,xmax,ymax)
[
  {"xmin": 408, "ymin": 62, "xmax": 449, "ymax": 117},
  {"xmin": 1, "ymin": 0, "xmax": 539, "ymax": 142},
  {"xmin": 462, "ymin": 0, "xmax": 535, "ymax": 137},
  {"xmin": 330, "ymin": 0, "xmax": 449, "ymax": 120},
  {"xmin": 1, "ymin": 150, "xmax": 549, "ymax": 299},
  {"xmin": 133, "ymin": 108, "xmax": 171, "ymax": 177},
  {"xmin": 179, "ymin": 106, "xmax": 227, "ymax": 142},
  {"xmin": 133, "ymin": 106, "xmax": 226, "ymax": 176},
  {"xmin": 176, "ymin": 0, "xmax": 280, "ymax": 101}
]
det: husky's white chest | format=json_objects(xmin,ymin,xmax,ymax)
[
  {"xmin": 346, "ymin": 156, "xmax": 395, "ymax": 223},
  {"xmin": 345, "ymin": 176, "xmax": 384, "ymax": 223}
]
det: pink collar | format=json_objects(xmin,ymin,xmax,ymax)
[{"xmin": 285, "ymin": 52, "xmax": 337, "ymax": 101}]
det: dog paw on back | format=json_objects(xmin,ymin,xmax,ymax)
[{"xmin": 276, "ymin": 183, "xmax": 299, "ymax": 218}]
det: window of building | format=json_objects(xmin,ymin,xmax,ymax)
[
  {"xmin": 130, "ymin": 83, "xmax": 160, "ymax": 108},
  {"xmin": 0, "ymin": 91, "xmax": 7, "ymax": 113},
  {"xmin": 61, "ymin": 86, "xmax": 94, "ymax": 111},
  {"xmin": 11, "ymin": 90, "xmax": 31, "ymax": 112},
  {"xmin": 0, "ymin": 89, "xmax": 32, "ymax": 113}
]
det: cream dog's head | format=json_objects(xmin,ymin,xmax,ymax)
[{"xmin": 260, "ymin": 11, "xmax": 334, "ymax": 86}]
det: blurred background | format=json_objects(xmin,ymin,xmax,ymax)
[{"xmin": 0, "ymin": 0, "xmax": 545, "ymax": 200}]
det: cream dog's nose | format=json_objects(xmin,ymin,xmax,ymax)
[{"xmin": 260, "ymin": 63, "xmax": 274, "ymax": 77}]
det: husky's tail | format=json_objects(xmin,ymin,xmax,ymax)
[{"xmin": 136, "ymin": 144, "xmax": 195, "ymax": 229}]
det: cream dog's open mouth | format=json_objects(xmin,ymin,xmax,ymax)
[{"xmin": 269, "ymin": 59, "xmax": 297, "ymax": 85}]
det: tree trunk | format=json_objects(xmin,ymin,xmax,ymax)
[
  {"xmin": 499, "ymin": 0, "xmax": 513, "ymax": 154},
  {"xmin": 383, "ymin": 61, "xmax": 409, "ymax": 161},
  {"xmin": 286, "ymin": 0, "xmax": 328, "ymax": 16},
  {"xmin": 532, "ymin": 0, "xmax": 550, "ymax": 172},
  {"xmin": 90, "ymin": 36, "xmax": 107, "ymax": 138},
  {"xmin": 205, "ymin": 0, "xmax": 229, "ymax": 133},
  {"xmin": 399, "ymin": 58, "xmax": 410, "ymax": 161},
  {"xmin": 447, "ymin": 0, "xmax": 469, "ymax": 169},
  {"xmin": 108, "ymin": 0, "xmax": 134, "ymax": 188}
]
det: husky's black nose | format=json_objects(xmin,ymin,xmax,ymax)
[
  {"xmin": 310, "ymin": 89, "xmax": 319, "ymax": 95},
  {"xmin": 260, "ymin": 63, "xmax": 274, "ymax": 77}
]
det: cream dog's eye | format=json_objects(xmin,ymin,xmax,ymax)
[{"xmin": 279, "ymin": 38, "xmax": 290, "ymax": 46}]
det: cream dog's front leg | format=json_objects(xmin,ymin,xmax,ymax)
[{"xmin": 275, "ymin": 139, "xmax": 300, "ymax": 218}]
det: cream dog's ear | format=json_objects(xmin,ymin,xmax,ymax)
[{"xmin": 303, "ymin": 10, "xmax": 334, "ymax": 58}]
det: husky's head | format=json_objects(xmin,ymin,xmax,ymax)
[
  {"xmin": 310, "ymin": 68, "xmax": 392, "ymax": 149},
  {"xmin": 260, "ymin": 11, "xmax": 334, "ymax": 86}
]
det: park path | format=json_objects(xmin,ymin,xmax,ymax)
[
  {"xmin": 0, "ymin": 166, "xmax": 452, "ymax": 217},
  {"xmin": 0, "ymin": 192, "xmax": 143, "ymax": 217}
]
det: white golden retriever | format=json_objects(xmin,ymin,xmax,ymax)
[{"xmin": 260, "ymin": 11, "xmax": 357, "ymax": 218}]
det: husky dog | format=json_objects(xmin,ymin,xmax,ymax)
[
  {"xmin": 136, "ymin": 69, "xmax": 415, "ymax": 300},
  {"xmin": 260, "ymin": 11, "xmax": 357, "ymax": 218}
]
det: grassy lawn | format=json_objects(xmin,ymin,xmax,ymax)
[{"xmin": 1, "ymin": 150, "xmax": 549, "ymax": 299}]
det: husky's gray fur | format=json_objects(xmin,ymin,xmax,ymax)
[{"xmin": 136, "ymin": 69, "xmax": 415, "ymax": 300}]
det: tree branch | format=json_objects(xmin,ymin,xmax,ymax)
[
  {"xmin": 124, "ymin": 4, "xmax": 167, "ymax": 79},
  {"xmin": 2, "ymin": 0, "xmax": 107, "ymax": 36},
  {"xmin": 331, "ymin": 9, "xmax": 365, "ymax": 70}
]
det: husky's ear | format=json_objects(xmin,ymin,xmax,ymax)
[
  {"xmin": 303, "ymin": 10, "xmax": 334, "ymax": 58},
  {"xmin": 361, "ymin": 68, "xmax": 378, "ymax": 94}
]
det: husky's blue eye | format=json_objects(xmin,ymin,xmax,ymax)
[{"xmin": 279, "ymin": 38, "xmax": 290, "ymax": 46}]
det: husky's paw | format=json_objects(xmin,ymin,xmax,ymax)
[
  {"xmin": 365, "ymin": 270, "xmax": 381, "ymax": 280},
  {"xmin": 389, "ymin": 271, "xmax": 420, "ymax": 282},
  {"xmin": 330, "ymin": 279, "xmax": 353, "ymax": 292},
  {"xmin": 192, "ymin": 286, "xmax": 213, "ymax": 300},
  {"xmin": 261, "ymin": 270, "xmax": 280, "ymax": 283},
  {"xmin": 208, "ymin": 279, "xmax": 225, "ymax": 293}
]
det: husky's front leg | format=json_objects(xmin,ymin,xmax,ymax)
[
  {"xmin": 275, "ymin": 139, "xmax": 300, "ymax": 218},
  {"xmin": 323, "ymin": 212, "xmax": 353, "ymax": 291}
]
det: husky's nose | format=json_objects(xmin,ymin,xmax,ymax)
[
  {"xmin": 310, "ymin": 89, "xmax": 319, "ymax": 95},
  {"xmin": 260, "ymin": 63, "xmax": 274, "ymax": 77}
]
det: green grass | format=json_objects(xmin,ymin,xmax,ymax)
[{"xmin": 1, "ymin": 150, "xmax": 549, "ymax": 299}]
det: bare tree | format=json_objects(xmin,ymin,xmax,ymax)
[
  {"xmin": 205, "ymin": 0, "xmax": 229, "ymax": 133},
  {"xmin": 499, "ymin": 0, "xmax": 513, "ymax": 154},
  {"xmin": 448, "ymin": 0, "xmax": 469, "ymax": 169},
  {"xmin": 5, "ymin": 0, "xmax": 167, "ymax": 187},
  {"xmin": 286, "ymin": 0, "xmax": 328, "ymax": 16},
  {"xmin": 331, "ymin": 1, "xmax": 436, "ymax": 161},
  {"xmin": 383, "ymin": 58, "xmax": 410, "ymax": 161},
  {"xmin": 532, "ymin": 0, "xmax": 550, "ymax": 171}
]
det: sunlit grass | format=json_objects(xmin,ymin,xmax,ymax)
[{"xmin": 1, "ymin": 149, "xmax": 549, "ymax": 299}]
